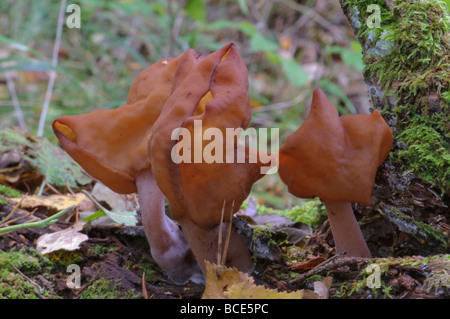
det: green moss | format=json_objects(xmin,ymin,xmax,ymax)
[
  {"xmin": 80, "ymin": 278, "xmax": 141, "ymax": 299},
  {"xmin": 342, "ymin": 0, "xmax": 450, "ymax": 194},
  {"xmin": 132, "ymin": 260, "xmax": 162, "ymax": 283},
  {"xmin": 87, "ymin": 244, "xmax": 117, "ymax": 258},
  {"xmin": 250, "ymin": 226, "xmax": 289, "ymax": 261},
  {"xmin": 0, "ymin": 247, "xmax": 43, "ymax": 273},
  {"xmin": 253, "ymin": 226, "xmax": 285, "ymax": 245},
  {"xmin": 252, "ymin": 226, "xmax": 288, "ymax": 249},
  {"xmin": 47, "ymin": 250, "xmax": 85, "ymax": 268},
  {"xmin": 0, "ymin": 268, "xmax": 41, "ymax": 299},
  {"xmin": 347, "ymin": 255, "xmax": 450, "ymax": 297},
  {"xmin": 383, "ymin": 208, "xmax": 448, "ymax": 250},
  {"xmin": 243, "ymin": 198, "xmax": 327, "ymax": 228},
  {"xmin": 367, "ymin": 1, "xmax": 450, "ymax": 98},
  {"xmin": 80, "ymin": 279, "xmax": 120, "ymax": 299},
  {"xmin": 0, "ymin": 184, "xmax": 22, "ymax": 198},
  {"xmin": 341, "ymin": 0, "xmax": 396, "ymax": 43},
  {"xmin": 333, "ymin": 256, "xmax": 434, "ymax": 298},
  {"xmin": 422, "ymin": 254, "xmax": 450, "ymax": 293},
  {"xmin": 0, "ymin": 247, "xmax": 61, "ymax": 299},
  {"xmin": 443, "ymin": 91, "xmax": 450, "ymax": 103},
  {"xmin": 342, "ymin": 0, "xmax": 450, "ymax": 90},
  {"xmin": 396, "ymin": 122, "xmax": 450, "ymax": 188}
]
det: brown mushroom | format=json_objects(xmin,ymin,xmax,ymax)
[
  {"xmin": 52, "ymin": 52, "xmax": 203, "ymax": 284},
  {"xmin": 278, "ymin": 88, "xmax": 393, "ymax": 257},
  {"xmin": 149, "ymin": 43, "xmax": 265, "ymax": 276},
  {"xmin": 53, "ymin": 44, "xmax": 269, "ymax": 283}
]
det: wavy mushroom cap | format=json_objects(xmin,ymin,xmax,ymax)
[
  {"xmin": 53, "ymin": 44, "xmax": 264, "ymax": 229},
  {"xmin": 52, "ymin": 55, "xmax": 185, "ymax": 194},
  {"xmin": 278, "ymin": 88, "xmax": 393, "ymax": 206},
  {"xmin": 150, "ymin": 43, "xmax": 264, "ymax": 229}
]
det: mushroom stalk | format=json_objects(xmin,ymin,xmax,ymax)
[
  {"xmin": 136, "ymin": 167, "xmax": 203, "ymax": 284},
  {"xmin": 177, "ymin": 217, "xmax": 253, "ymax": 277},
  {"xmin": 323, "ymin": 201, "xmax": 372, "ymax": 258}
]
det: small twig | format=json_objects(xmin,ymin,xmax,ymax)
[
  {"xmin": 37, "ymin": 178, "xmax": 46, "ymax": 196},
  {"xmin": 0, "ymin": 195, "xmax": 26, "ymax": 226},
  {"xmin": 37, "ymin": 0, "xmax": 67, "ymax": 137},
  {"xmin": 1, "ymin": 208, "xmax": 38, "ymax": 228},
  {"xmin": 0, "ymin": 164, "xmax": 22, "ymax": 174},
  {"xmin": 36, "ymin": 275, "xmax": 54, "ymax": 293},
  {"xmin": 384, "ymin": 0, "xmax": 395, "ymax": 11},
  {"xmin": 132, "ymin": 194, "xmax": 139, "ymax": 207},
  {"xmin": 221, "ymin": 200, "xmax": 235, "ymax": 265},
  {"xmin": 290, "ymin": 253, "xmax": 371, "ymax": 287},
  {"xmin": 0, "ymin": 205, "xmax": 75, "ymax": 235},
  {"xmin": 73, "ymin": 206, "xmax": 79, "ymax": 224},
  {"xmin": 65, "ymin": 178, "xmax": 76, "ymax": 195},
  {"xmin": 45, "ymin": 180, "xmax": 62, "ymax": 195},
  {"xmin": 217, "ymin": 200, "xmax": 226, "ymax": 266},
  {"xmin": 9, "ymin": 263, "xmax": 47, "ymax": 299},
  {"xmin": 23, "ymin": 181, "xmax": 32, "ymax": 195},
  {"xmin": 142, "ymin": 272, "xmax": 148, "ymax": 299}
]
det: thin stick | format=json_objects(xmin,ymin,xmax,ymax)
[
  {"xmin": 0, "ymin": 165, "xmax": 22, "ymax": 174},
  {"xmin": 221, "ymin": 200, "xmax": 235, "ymax": 266},
  {"xmin": 37, "ymin": 178, "xmax": 46, "ymax": 196},
  {"xmin": 74, "ymin": 206, "xmax": 79, "ymax": 224},
  {"xmin": 45, "ymin": 180, "xmax": 62, "ymax": 195},
  {"xmin": 1, "ymin": 208, "xmax": 38, "ymax": 228},
  {"xmin": 217, "ymin": 200, "xmax": 226, "ymax": 266},
  {"xmin": 9, "ymin": 263, "xmax": 46, "ymax": 299},
  {"xmin": 142, "ymin": 272, "xmax": 148, "ymax": 300},
  {"xmin": 37, "ymin": 0, "xmax": 67, "ymax": 137},
  {"xmin": 0, "ymin": 195, "xmax": 26, "ymax": 226},
  {"xmin": 65, "ymin": 178, "xmax": 76, "ymax": 195},
  {"xmin": 289, "ymin": 253, "xmax": 372, "ymax": 287}
]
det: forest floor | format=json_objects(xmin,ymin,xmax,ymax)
[{"xmin": 0, "ymin": 194, "xmax": 448, "ymax": 299}]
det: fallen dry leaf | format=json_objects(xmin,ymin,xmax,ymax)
[
  {"xmin": 36, "ymin": 222, "xmax": 88, "ymax": 254},
  {"xmin": 313, "ymin": 276, "xmax": 333, "ymax": 299},
  {"xmin": 10, "ymin": 193, "xmax": 86, "ymax": 213},
  {"xmin": 225, "ymin": 281, "xmax": 314, "ymax": 299},
  {"xmin": 202, "ymin": 261, "xmax": 317, "ymax": 299}
]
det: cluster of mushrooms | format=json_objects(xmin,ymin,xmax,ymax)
[{"xmin": 53, "ymin": 43, "xmax": 393, "ymax": 284}]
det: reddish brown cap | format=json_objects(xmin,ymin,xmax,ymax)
[
  {"xmin": 150, "ymin": 43, "xmax": 263, "ymax": 229},
  {"xmin": 52, "ymin": 55, "xmax": 185, "ymax": 194},
  {"xmin": 278, "ymin": 88, "xmax": 393, "ymax": 205},
  {"xmin": 54, "ymin": 44, "xmax": 263, "ymax": 229}
]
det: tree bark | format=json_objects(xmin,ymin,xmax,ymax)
[{"xmin": 339, "ymin": 0, "xmax": 449, "ymax": 257}]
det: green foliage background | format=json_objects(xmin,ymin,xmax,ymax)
[
  {"xmin": 0, "ymin": 0, "xmax": 366, "ymax": 135},
  {"xmin": 3, "ymin": 0, "xmax": 447, "ymax": 208}
]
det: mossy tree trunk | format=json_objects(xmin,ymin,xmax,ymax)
[{"xmin": 338, "ymin": 0, "xmax": 449, "ymax": 257}]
